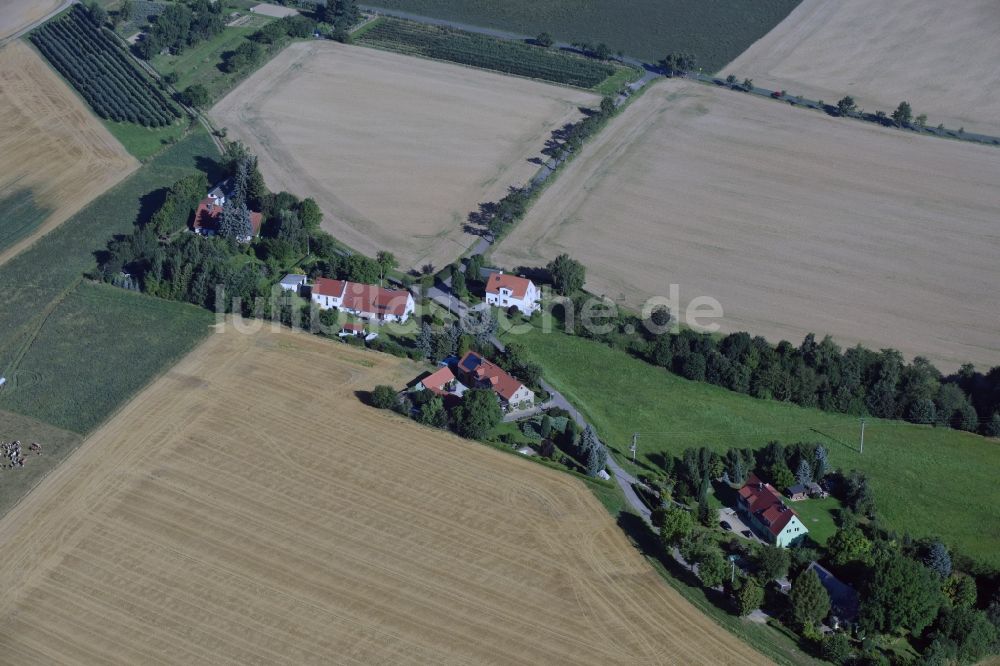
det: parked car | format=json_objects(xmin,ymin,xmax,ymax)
[
  {"xmin": 741, "ymin": 529, "xmax": 754, "ymax": 539},
  {"xmin": 720, "ymin": 521, "xmax": 732, "ymax": 531}
]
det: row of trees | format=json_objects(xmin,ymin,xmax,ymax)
[
  {"xmin": 538, "ymin": 256, "xmax": 995, "ymax": 434},
  {"xmin": 467, "ymin": 98, "xmax": 617, "ymax": 241},
  {"xmin": 31, "ymin": 6, "xmax": 180, "ymax": 127},
  {"xmin": 134, "ymin": 0, "xmax": 224, "ymax": 59}
]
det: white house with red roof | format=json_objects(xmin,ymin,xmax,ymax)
[
  {"xmin": 311, "ymin": 277, "xmax": 415, "ymax": 323},
  {"xmin": 485, "ymin": 272, "xmax": 540, "ymax": 315},
  {"xmin": 191, "ymin": 180, "xmax": 263, "ymax": 243},
  {"xmin": 456, "ymin": 351, "xmax": 534, "ymax": 410},
  {"xmin": 737, "ymin": 473, "xmax": 808, "ymax": 548}
]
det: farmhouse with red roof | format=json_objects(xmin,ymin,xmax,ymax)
[
  {"xmin": 456, "ymin": 351, "xmax": 534, "ymax": 410},
  {"xmin": 191, "ymin": 180, "xmax": 262, "ymax": 243},
  {"xmin": 311, "ymin": 277, "xmax": 415, "ymax": 324},
  {"xmin": 737, "ymin": 473, "xmax": 808, "ymax": 547},
  {"xmin": 485, "ymin": 272, "xmax": 540, "ymax": 315}
]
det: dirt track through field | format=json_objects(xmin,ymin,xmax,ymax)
[
  {"xmin": 725, "ymin": 0, "xmax": 1000, "ymax": 136},
  {"xmin": 211, "ymin": 41, "xmax": 597, "ymax": 269},
  {"xmin": 493, "ymin": 80, "xmax": 1000, "ymax": 370},
  {"xmin": 0, "ymin": 42, "xmax": 138, "ymax": 265},
  {"xmin": 0, "ymin": 323, "xmax": 770, "ymax": 664}
]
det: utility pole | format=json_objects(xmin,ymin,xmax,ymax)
[
  {"xmin": 729, "ymin": 555, "xmax": 737, "ymax": 584},
  {"xmin": 630, "ymin": 433, "xmax": 638, "ymax": 463},
  {"xmin": 859, "ymin": 418, "xmax": 866, "ymax": 454}
]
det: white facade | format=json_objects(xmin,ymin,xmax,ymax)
[
  {"xmin": 486, "ymin": 277, "xmax": 540, "ymax": 315},
  {"xmin": 774, "ymin": 515, "xmax": 808, "ymax": 548}
]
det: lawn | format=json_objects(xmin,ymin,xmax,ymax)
[
  {"xmin": 0, "ymin": 129, "xmax": 222, "ymax": 433},
  {"xmin": 506, "ymin": 323, "xmax": 1000, "ymax": 566},
  {"xmin": 102, "ymin": 117, "xmax": 192, "ymax": 161},
  {"xmin": 365, "ymin": 0, "xmax": 803, "ymax": 70},
  {"xmin": 788, "ymin": 496, "xmax": 840, "ymax": 546},
  {"xmin": 151, "ymin": 15, "xmax": 275, "ymax": 101}
]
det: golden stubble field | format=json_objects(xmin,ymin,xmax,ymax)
[
  {"xmin": 0, "ymin": 0, "xmax": 62, "ymax": 41},
  {"xmin": 0, "ymin": 41, "xmax": 138, "ymax": 265},
  {"xmin": 211, "ymin": 41, "xmax": 598, "ymax": 270},
  {"xmin": 0, "ymin": 323, "xmax": 769, "ymax": 665},
  {"xmin": 725, "ymin": 0, "xmax": 1000, "ymax": 136},
  {"xmin": 493, "ymin": 80, "xmax": 1000, "ymax": 371}
]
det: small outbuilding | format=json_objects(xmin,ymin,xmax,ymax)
[{"xmin": 279, "ymin": 274, "xmax": 307, "ymax": 293}]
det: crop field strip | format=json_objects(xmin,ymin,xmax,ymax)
[
  {"xmin": 212, "ymin": 42, "xmax": 598, "ymax": 270},
  {"xmin": 358, "ymin": 17, "xmax": 624, "ymax": 89},
  {"xmin": 0, "ymin": 325, "xmax": 770, "ymax": 665},
  {"xmin": 493, "ymin": 79, "xmax": 1000, "ymax": 371},
  {"xmin": 0, "ymin": 41, "xmax": 138, "ymax": 264},
  {"xmin": 365, "ymin": 0, "xmax": 803, "ymax": 70},
  {"xmin": 725, "ymin": 0, "xmax": 1000, "ymax": 136},
  {"xmin": 0, "ymin": 0, "xmax": 61, "ymax": 41},
  {"xmin": 0, "ymin": 130, "xmax": 220, "ymax": 436},
  {"xmin": 30, "ymin": 6, "xmax": 181, "ymax": 127}
]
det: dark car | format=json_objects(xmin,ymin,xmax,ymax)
[
  {"xmin": 741, "ymin": 529, "xmax": 754, "ymax": 539},
  {"xmin": 719, "ymin": 521, "xmax": 732, "ymax": 531}
]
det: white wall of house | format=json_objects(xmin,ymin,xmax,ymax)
[
  {"xmin": 775, "ymin": 515, "xmax": 808, "ymax": 548},
  {"xmin": 311, "ymin": 293, "xmax": 343, "ymax": 310},
  {"xmin": 505, "ymin": 385, "xmax": 535, "ymax": 409},
  {"xmin": 487, "ymin": 281, "xmax": 540, "ymax": 315}
]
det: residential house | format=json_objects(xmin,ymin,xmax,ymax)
[
  {"xmin": 808, "ymin": 562, "xmax": 860, "ymax": 624},
  {"xmin": 787, "ymin": 481, "xmax": 826, "ymax": 501},
  {"xmin": 456, "ymin": 351, "xmax": 534, "ymax": 411},
  {"xmin": 191, "ymin": 180, "xmax": 263, "ymax": 243},
  {"xmin": 485, "ymin": 272, "xmax": 540, "ymax": 315},
  {"xmin": 279, "ymin": 274, "xmax": 307, "ymax": 293},
  {"xmin": 737, "ymin": 474, "xmax": 808, "ymax": 548},
  {"xmin": 311, "ymin": 278, "xmax": 415, "ymax": 323}
]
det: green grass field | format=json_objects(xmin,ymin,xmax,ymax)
[
  {"xmin": 787, "ymin": 496, "xmax": 840, "ymax": 546},
  {"xmin": 506, "ymin": 324, "xmax": 1000, "ymax": 565},
  {"xmin": 366, "ymin": 0, "xmax": 802, "ymax": 70},
  {"xmin": 0, "ymin": 189, "xmax": 51, "ymax": 257},
  {"xmin": 102, "ymin": 117, "xmax": 192, "ymax": 161},
  {"xmin": 0, "ymin": 283, "xmax": 213, "ymax": 433},
  {"xmin": 0, "ymin": 129, "xmax": 221, "ymax": 434},
  {"xmin": 151, "ymin": 16, "xmax": 274, "ymax": 102}
]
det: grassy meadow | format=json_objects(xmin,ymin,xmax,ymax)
[
  {"xmin": 0, "ymin": 190, "xmax": 51, "ymax": 257},
  {"xmin": 0, "ymin": 129, "xmax": 221, "ymax": 434},
  {"xmin": 505, "ymin": 324, "xmax": 1000, "ymax": 565},
  {"xmin": 102, "ymin": 117, "xmax": 192, "ymax": 161},
  {"xmin": 366, "ymin": 0, "xmax": 803, "ymax": 70},
  {"xmin": 0, "ymin": 283, "xmax": 213, "ymax": 433}
]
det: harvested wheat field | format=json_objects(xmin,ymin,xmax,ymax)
[
  {"xmin": 725, "ymin": 0, "xmax": 1000, "ymax": 135},
  {"xmin": 0, "ymin": 41, "xmax": 137, "ymax": 264},
  {"xmin": 212, "ymin": 41, "xmax": 597, "ymax": 269},
  {"xmin": 0, "ymin": 0, "xmax": 62, "ymax": 41},
  {"xmin": 493, "ymin": 80, "xmax": 1000, "ymax": 370},
  {"xmin": 0, "ymin": 323, "xmax": 768, "ymax": 665}
]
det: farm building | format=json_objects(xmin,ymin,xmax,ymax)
[
  {"xmin": 191, "ymin": 180, "xmax": 263, "ymax": 243},
  {"xmin": 279, "ymin": 274, "xmax": 307, "ymax": 292},
  {"xmin": 737, "ymin": 474, "xmax": 808, "ymax": 548},
  {"xmin": 485, "ymin": 272, "xmax": 540, "ymax": 315},
  {"xmin": 311, "ymin": 277, "xmax": 415, "ymax": 323},
  {"xmin": 456, "ymin": 352, "xmax": 534, "ymax": 411}
]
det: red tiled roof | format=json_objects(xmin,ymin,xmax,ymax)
[
  {"xmin": 313, "ymin": 277, "xmax": 346, "ymax": 298},
  {"xmin": 192, "ymin": 198, "xmax": 262, "ymax": 236},
  {"xmin": 486, "ymin": 273, "xmax": 531, "ymax": 300},
  {"xmin": 739, "ymin": 473, "xmax": 797, "ymax": 536},
  {"xmin": 419, "ymin": 366, "xmax": 456, "ymax": 395},
  {"xmin": 343, "ymin": 323, "xmax": 364, "ymax": 333},
  {"xmin": 341, "ymin": 282, "xmax": 411, "ymax": 318},
  {"xmin": 457, "ymin": 352, "xmax": 526, "ymax": 402}
]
